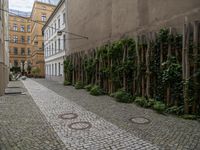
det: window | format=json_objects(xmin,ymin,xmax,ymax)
[
  {"xmin": 20, "ymin": 25, "xmax": 25, "ymax": 32},
  {"xmin": 21, "ymin": 36, "xmax": 25, "ymax": 43},
  {"xmin": 13, "ymin": 36, "xmax": 18, "ymax": 43},
  {"xmin": 54, "ymin": 22, "xmax": 56, "ymax": 32},
  {"xmin": 27, "ymin": 48, "xmax": 31, "ymax": 55},
  {"xmin": 58, "ymin": 62, "xmax": 61, "ymax": 75},
  {"xmin": 21, "ymin": 48, "xmax": 25, "ymax": 55},
  {"xmin": 58, "ymin": 17, "xmax": 60, "ymax": 29},
  {"xmin": 41, "ymin": 15, "xmax": 46, "ymax": 21},
  {"xmin": 63, "ymin": 12, "xmax": 66, "ymax": 24},
  {"xmin": 13, "ymin": 24, "xmax": 17, "ymax": 31},
  {"xmin": 27, "ymin": 25, "xmax": 30, "ymax": 32},
  {"xmin": 58, "ymin": 38, "xmax": 60, "ymax": 51},
  {"xmin": 63, "ymin": 34, "xmax": 66, "ymax": 50},
  {"xmin": 52, "ymin": 43, "xmax": 54, "ymax": 54},
  {"xmin": 55, "ymin": 41, "xmax": 57, "ymax": 53},
  {"xmin": 14, "ymin": 47, "xmax": 18, "ymax": 55},
  {"xmin": 27, "ymin": 36, "xmax": 31, "ymax": 44},
  {"xmin": 52, "ymin": 64, "xmax": 54, "ymax": 75},
  {"xmin": 14, "ymin": 60, "xmax": 18, "ymax": 67},
  {"xmin": 55, "ymin": 63, "xmax": 57, "ymax": 76},
  {"xmin": 49, "ymin": 45, "xmax": 52, "ymax": 55},
  {"xmin": 27, "ymin": 60, "xmax": 31, "ymax": 66},
  {"xmin": 51, "ymin": 24, "xmax": 53, "ymax": 35}
]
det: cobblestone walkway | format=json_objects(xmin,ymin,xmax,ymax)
[
  {"xmin": 0, "ymin": 81, "xmax": 66, "ymax": 150},
  {"xmin": 33, "ymin": 79, "xmax": 200, "ymax": 150},
  {"xmin": 23, "ymin": 79, "xmax": 158, "ymax": 150}
]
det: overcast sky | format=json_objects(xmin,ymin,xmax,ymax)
[
  {"xmin": 9, "ymin": 0, "xmax": 59, "ymax": 12},
  {"xmin": 9, "ymin": 0, "xmax": 35, "ymax": 12}
]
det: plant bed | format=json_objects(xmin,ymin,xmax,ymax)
[
  {"xmin": 111, "ymin": 89, "xmax": 134, "ymax": 103},
  {"xmin": 64, "ymin": 80, "xmax": 71, "ymax": 86},
  {"xmin": 90, "ymin": 85, "xmax": 104, "ymax": 96},
  {"xmin": 75, "ymin": 81, "xmax": 84, "ymax": 89}
]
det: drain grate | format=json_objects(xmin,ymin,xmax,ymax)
[
  {"xmin": 130, "ymin": 117, "xmax": 150, "ymax": 124},
  {"xmin": 58, "ymin": 113, "xmax": 78, "ymax": 120},
  {"xmin": 68, "ymin": 121, "xmax": 92, "ymax": 130}
]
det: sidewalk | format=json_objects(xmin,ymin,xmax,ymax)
[
  {"xmin": 0, "ymin": 81, "xmax": 66, "ymax": 150},
  {"xmin": 33, "ymin": 78, "xmax": 200, "ymax": 150}
]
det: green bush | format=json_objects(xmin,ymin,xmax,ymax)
[
  {"xmin": 84, "ymin": 84, "xmax": 93, "ymax": 91},
  {"xmin": 181, "ymin": 114, "xmax": 197, "ymax": 120},
  {"xmin": 153, "ymin": 101, "xmax": 166, "ymax": 113},
  {"xmin": 90, "ymin": 85, "xmax": 103, "ymax": 96},
  {"xmin": 165, "ymin": 106, "xmax": 184, "ymax": 115},
  {"xmin": 112, "ymin": 89, "xmax": 134, "ymax": 103},
  {"xmin": 75, "ymin": 81, "xmax": 84, "ymax": 89},
  {"xmin": 135, "ymin": 97, "xmax": 148, "ymax": 107},
  {"xmin": 134, "ymin": 97, "xmax": 156, "ymax": 108},
  {"xmin": 63, "ymin": 80, "xmax": 71, "ymax": 86}
]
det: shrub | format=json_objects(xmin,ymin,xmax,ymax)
[
  {"xmin": 135, "ymin": 97, "xmax": 148, "ymax": 107},
  {"xmin": 64, "ymin": 80, "xmax": 71, "ymax": 86},
  {"xmin": 165, "ymin": 106, "xmax": 184, "ymax": 115},
  {"xmin": 90, "ymin": 85, "xmax": 103, "ymax": 96},
  {"xmin": 112, "ymin": 89, "xmax": 134, "ymax": 103},
  {"xmin": 84, "ymin": 84, "xmax": 93, "ymax": 91},
  {"xmin": 181, "ymin": 114, "xmax": 197, "ymax": 120},
  {"xmin": 75, "ymin": 81, "xmax": 84, "ymax": 89},
  {"xmin": 134, "ymin": 97, "xmax": 156, "ymax": 108},
  {"xmin": 153, "ymin": 101, "xmax": 166, "ymax": 113}
]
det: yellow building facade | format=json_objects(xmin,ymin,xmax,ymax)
[{"xmin": 9, "ymin": 1, "xmax": 56, "ymax": 77}]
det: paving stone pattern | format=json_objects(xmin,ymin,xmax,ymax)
[
  {"xmin": 33, "ymin": 79, "xmax": 200, "ymax": 150},
  {"xmin": 0, "ymin": 81, "xmax": 66, "ymax": 150},
  {"xmin": 23, "ymin": 79, "xmax": 158, "ymax": 150}
]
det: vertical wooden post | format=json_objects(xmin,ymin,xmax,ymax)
[
  {"xmin": 182, "ymin": 18, "xmax": 190, "ymax": 114},
  {"xmin": 141, "ymin": 36, "xmax": 145, "ymax": 97},
  {"xmin": 146, "ymin": 33, "xmax": 151, "ymax": 98},
  {"xmin": 136, "ymin": 35, "xmax": 141, "ymax": 95},
  {"xmin": 167, "ymin": 27, "xmax": 172, "ymax": 106},
  {"xmin": 192, "ymin": 21, "xmax": 199, "ymax": 113}
]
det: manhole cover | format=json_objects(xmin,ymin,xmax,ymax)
[
  {"xmin": 58, "ymin": 113, "xmax": 78, "ymax": 120},
  {"xmin": 131, "ymin": 117, "xmax": 150, "ymax": 124},
  {"xmin": 68, "ymin": 121, "xmax": 92, "ymax": 130}
]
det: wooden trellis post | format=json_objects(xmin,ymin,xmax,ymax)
[{"xmin": 182, "ymin": 18, "xmax": 190, "ymax": 114}]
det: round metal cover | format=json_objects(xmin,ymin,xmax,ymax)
[
  {"xmin": 131, "ymin": 117, "xmax": 150, "ymax": 124},
  {"xmin": 58, "ymin": 113, "xmax": 78, "ymax": 120},
  {"xmin": 68, "ymin": 121, "xmax": 92, "ymax": 130}
]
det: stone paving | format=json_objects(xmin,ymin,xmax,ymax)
[
  {"xmin": 33, "ymin": 79, "xmax": 200, "ymax": 150},
  {"xmin": 0, "ymin": 81, "xmax": 66, "ymax": 150},
  {"xmin": 22, "ymin": 79, "xmax": 158, "ymax": 150}
]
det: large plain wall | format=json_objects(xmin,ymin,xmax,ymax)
[{"xmin": 65, "ymin": 0, "xmax": 200, "ymax": 54}]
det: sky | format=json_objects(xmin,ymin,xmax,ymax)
[{"xmin": 9, "ymin": 0, "xmax": 59, "ymax": 12}]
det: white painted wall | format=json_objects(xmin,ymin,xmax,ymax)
[{"xmin": 44, "ymin": 1, "xmax": 67, "ymax": 83}]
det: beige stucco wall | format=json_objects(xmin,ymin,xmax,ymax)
[
  {"xmin": 65, "ymin": 0, "xmax": 200, "ymax": 54},
  {"xmin": 0, "ymin": 0, "xmax": 9, "ymax": 96}
]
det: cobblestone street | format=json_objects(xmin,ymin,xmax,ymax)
[
  {"xmin": 33, "ymin": 79, "xmax": 200, "ymax": 150},
  {"xmin": 1, "ymin": 79, "xmax": 200, "ymax": 150}
]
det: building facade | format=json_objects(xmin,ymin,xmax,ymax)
[
  {"xmin": 9, "ymin": 14, "xmax": 31, "ymax": 73},
  {"xmin": 0, "ymin": 0, "xmax": 9, "ymax": 96},
  {"xmin": 30, "ymin": 1, "xmax": 56, "ymax": 77},
  {"xmin": 65, "ymin": 0, "xmax": 200, "ymax": 54},
  {"xmin": 43, "ymin": 0, "xmax": 66, "ymax": 83},
  {"xmin": 9, "ymin": 1, "xmax": 56, "ymax": 77}
]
